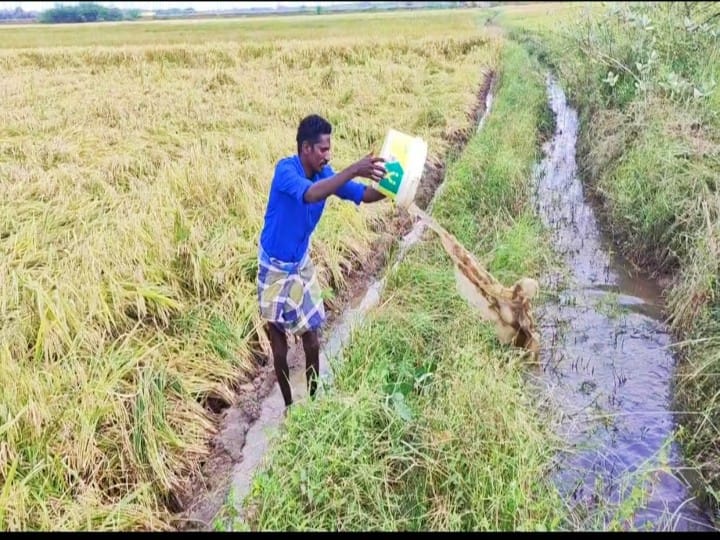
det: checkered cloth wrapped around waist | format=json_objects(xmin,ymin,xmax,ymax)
[{"xmin": 257, "ymin": 245, "xmax": 326, "ymax": 336}]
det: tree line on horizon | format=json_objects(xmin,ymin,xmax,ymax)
[{"xmin": 1, "ymin": 1, "xmax": 524, "ymax": 25}]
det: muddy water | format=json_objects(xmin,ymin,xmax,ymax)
[{"xmin": 533, "ymin": 76, "xmax": 716, "ymax": 531}]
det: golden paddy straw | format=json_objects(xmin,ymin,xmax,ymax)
[{"xmin": 0, "ymin": 10, "xmax": 501, "ymax": 530}]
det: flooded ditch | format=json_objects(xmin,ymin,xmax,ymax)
[{"xmin": 533, "ymin": 75, "xmax": 717, "ymax": 531}]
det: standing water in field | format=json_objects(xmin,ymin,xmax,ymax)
[{"xmin": 533, "ymin": 76, "xmax": 716, "ymax": 531}]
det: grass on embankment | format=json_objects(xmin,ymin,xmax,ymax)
[
  {"xmin": 498, "ymin": 1, "xmax": 720, "ymax": 517},
  {"xmin": 229, "ymin": 42, "xmax": 570, "ymax": 532}
]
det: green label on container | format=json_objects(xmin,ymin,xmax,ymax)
[{"xmin": 378, "ymin": 160, "xmax": 404, "ymax": 197}]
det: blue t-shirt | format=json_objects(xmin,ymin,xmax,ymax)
[{"xmin": 259, "ymin": 155, "xmax": 367, "ymax": 262}]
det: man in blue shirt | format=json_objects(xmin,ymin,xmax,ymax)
[{"xmin": 257, "ymin": 114, "xmax": 387, "ymax": 409}]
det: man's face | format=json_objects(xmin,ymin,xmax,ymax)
[{"xmin": 303, "ymin": 134, "xmax": 331, "ymax": 175}]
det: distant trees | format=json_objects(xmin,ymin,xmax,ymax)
[
  {"xmin": 39, "ymin": 3, "xmax": 141, "ymax": 24},
  {"xmin": 0, "ymin": 7, "xmax": 36, "ymax": 21}
]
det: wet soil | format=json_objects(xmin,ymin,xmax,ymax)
[
  {"xmin": 533, "ymin": 76, "xmax": 716, "ymax": 532},
  {"xmin": 172, "ymin": 69, "xmax": 497, "ymax": 531}
]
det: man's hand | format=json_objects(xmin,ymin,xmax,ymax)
[
  {"xmin": 304, "ymin": 153, "xmax": 386, "ymax": 204},
  {"xmin": 352, "ymin": 153, "xmax": 386, "ymax": 183}
]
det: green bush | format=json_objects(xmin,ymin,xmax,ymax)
[{"xmin": 39, "ymin": 2, "xmax": 139, "ymax": 24}]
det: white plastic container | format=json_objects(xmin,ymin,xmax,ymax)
[{"xmin": 375, "ymin": 128, "xmax": 428, "ymax": 210}]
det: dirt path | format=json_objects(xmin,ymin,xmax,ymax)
[{"xmin": 174, "ymin": 69, "xmax": 498, "ymax": 531}]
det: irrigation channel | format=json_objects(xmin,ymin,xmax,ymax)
[{"xmin": 532, "ymin": 76, "xmax": 716, "ymax": 531}]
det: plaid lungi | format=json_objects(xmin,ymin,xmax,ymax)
[{"xmin": 257, "ymin": 244, "xmax": 326, "ymax": 336}]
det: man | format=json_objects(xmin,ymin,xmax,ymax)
[{"xmin": 257, "ymin": 114, "xmax": 387, "ymax": 409}]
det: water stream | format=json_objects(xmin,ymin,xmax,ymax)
[{"xmin": 532, "ymin": 76, "xmax": 716, "ymax": 531}]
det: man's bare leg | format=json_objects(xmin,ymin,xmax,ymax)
[
  {"xmin": 302, "ymin": 330, "xmax": 320, "ymax": 398},
  {"xmin": 266, "ymin": 322, "xmax": 292, "ymax": 407}
]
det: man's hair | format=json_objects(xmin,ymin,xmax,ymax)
[{"xmin": 296, "ymin": 114, "xmax": 332, "ymax": 154}]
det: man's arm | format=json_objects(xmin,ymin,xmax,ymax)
[
  {"xmin": 304, "ymin": 164, "xmax": 360, "ymax": 203},
  {"xmin": 305, "ymin": 154, "xmax": 385, "ymax": 203},
  {"xmin": 362, "ymin": 185, "xmax": 386, "ymax": 203}
]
